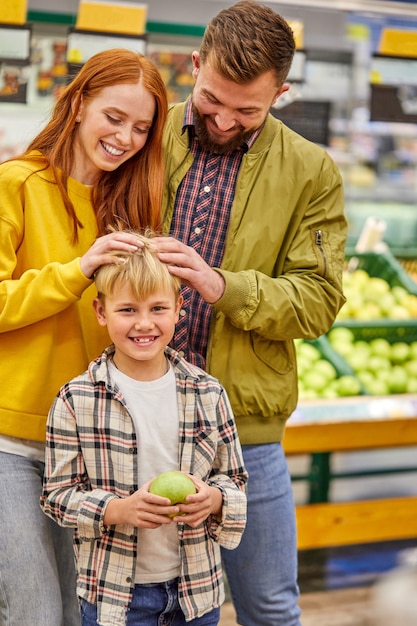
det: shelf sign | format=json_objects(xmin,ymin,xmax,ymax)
[
  {"xmin": 0, "ymin": 0, "xmax": 27, "ymax": 25},
  {"xmin": 67, "ymin": 28, "xmax": 147, "ymax": 66},
  {"xmin": 379, "ymin": 28, "xmax": 417, "ymax": 58},
  {"xmin": 0, "ymin": 24, "xmax": 31, "ymax": 63},
  {"xmin": 76, "ymin": 1, "xmax": 148, "ymax": 36},
  {"xmin": 370, "ymin": 54, "xmax": 417, "ymax": 122},
  {"xmin": 370, "ymin": 54, "xmax": 417, "ymax": 87}
]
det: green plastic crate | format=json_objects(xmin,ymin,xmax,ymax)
[
  {"xmin": 345, "ymin": 250, "xmax": 417, "ymax": 296},
  {"xmin": 335, "ymin": 250, "xmax": 417, "ymax": 342}
]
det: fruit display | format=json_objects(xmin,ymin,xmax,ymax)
[
  {"xmin": 327, "ymin": 327, "xmax": 417, "ymax": 395},
  {"xmin": 296, "ymin": 251, "xmax": 417, "ymax": 401},
  {"xmin": 337, "ymin": 267, "xmax": 417, "ymax": 321},
  {"xmin": 295, "ymin": 339, "xmax": 362, "ymax": 400}
]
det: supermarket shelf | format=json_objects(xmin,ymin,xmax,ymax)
[
  {"xmin": 285, "ymin": 394, "xmax": 417, "ymax": 549},
  {"xmin": 296, "ymin": 496, "xmax": 417, "ymax": 549}
]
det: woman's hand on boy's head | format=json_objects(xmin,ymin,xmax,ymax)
[
  {"xmin": 80, "ymin": 231, "xmax": 143, "ymax": 279},
  {"xmin": 172, "ymin": 476, "xmax": 223, "ymax": 528}
]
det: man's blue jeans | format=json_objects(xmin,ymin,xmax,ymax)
[
  {"xmin": 80, "ymin": 579, "xmax": 220, "ymax": 625},
  {"xmin": 221, "ymin": 443, "xmax": 302, "ymax": 626},
  {"xmin": 0, "ymin": 452, "xmax": 80, "ymax": 626}
]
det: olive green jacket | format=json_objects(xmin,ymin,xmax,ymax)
[{"xmin": 162, "ymin": 102, "xmax": 347, "ymax": 445}]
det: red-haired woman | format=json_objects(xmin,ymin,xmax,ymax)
[{"xmin": 0, "ymin": 48, "xmax": 168, "ymax": 625}]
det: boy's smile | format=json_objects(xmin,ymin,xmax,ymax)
[{"xmin": 93, "ymin": 282, "xmax": 182, "ymax": 381}]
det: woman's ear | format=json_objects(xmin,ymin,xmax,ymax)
[{"xmin": 72, "ymin": 92, "xmax": 84, "ymax": 122}]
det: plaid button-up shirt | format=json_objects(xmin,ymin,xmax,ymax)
[
  {"xmin": 169, "ymin": 101, "xmax": 261, "ymax": 369},
  {"xmin": 41, "ymin": 346, "xmax": 247, "ymax": 626}
]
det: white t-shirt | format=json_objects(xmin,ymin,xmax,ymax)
[{"xmin": 109, "ymin": 360, "xmax": 181, "ymax": 583}]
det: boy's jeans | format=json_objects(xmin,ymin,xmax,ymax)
[
  {"xmin": 0, "ymin": 452, "xmax": 80, "ymax": 626},
  {"xmin": 221, "ymin": 443, "xmax": 302, "ymax": 626},
  {"xmin": 80, "ymin": 579, "xmax": 220, "ymax": 625}
]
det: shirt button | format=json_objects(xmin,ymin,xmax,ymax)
[
  {"xmin": 178, "ymin": 350, "xmax": 185, "ymax": 357},
  {"xmin": 203, "ymin": 185, "xmax": 210, "ymax": 193},
  {"xmin": 194, "ymin": 227, "xmax": 201, "ymax": 235},
  {"xmin": 179, "ymin": 309, "xmax": 186, "ymax": 317},
  {"xmin": 128, "ymin": 447, "xmax": 135, "ymax": 454}
]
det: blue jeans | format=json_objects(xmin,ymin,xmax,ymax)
[
  {"xmin": 221, "ymin": 443, "xmax": 302, "ymax": 626},
  {"xmin": 80, "ymin": 579, "xmax": 220, "ymax": 625},
  {"xmin": 0, "ymin": 452, "xmax": 80, "ymax": 626}
]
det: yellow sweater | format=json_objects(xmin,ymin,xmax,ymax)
[{"xmin": 0, "ymin": 158, "xmax": 109, "ymax": 442}]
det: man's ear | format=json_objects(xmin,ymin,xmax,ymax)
[
  {"xmin": 93, "ymin": 297, "xmax": 107, "ymax": 326},
  {"xmin": 191, "ymin": 51, "xmax": 200, "ymax": 80},
  {"xmin": 272, "ymin": 83, "xmax": 290, "ymax": 107}
]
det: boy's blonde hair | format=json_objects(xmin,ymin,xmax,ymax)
[{"xmin": 95, "ymin": 231, "xmax": 181, "ymax": 302}]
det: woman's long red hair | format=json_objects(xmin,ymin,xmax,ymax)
[{"xmin": 21, "ymin": 48, "xmax": 168, "ymax": 240}]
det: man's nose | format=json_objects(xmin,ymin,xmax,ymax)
[{"xmin": 214, "ymin": 111, "xmax": 236, "ymax": 131}]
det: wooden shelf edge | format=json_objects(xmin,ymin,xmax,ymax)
[{"xmin": 296, "ymin": 496, "xmax": 417, "ymax": 550}]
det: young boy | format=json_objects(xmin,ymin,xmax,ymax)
[{"xmin": 40, "ymin": 232, "xmax": 248, "ymax": 626}]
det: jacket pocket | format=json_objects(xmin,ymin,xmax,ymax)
[{"xmin": 251, "ymin": 333, "xmax": 293, "ymax": 375}]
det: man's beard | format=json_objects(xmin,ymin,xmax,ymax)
[{"xmin": 192, "ymin": 103, "xmax": 252, "ymax": 155}]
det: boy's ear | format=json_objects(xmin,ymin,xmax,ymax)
[
  {"xmin": 93, "ymin": 297, "xmax": 107, "ymax": 326},
  {"xmin": 174, "ymin": 294, "xmax": 184, "ymax": 322}
]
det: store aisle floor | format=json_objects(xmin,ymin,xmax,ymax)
[
  {"xmin": 219, "ymin": 540, "xmax": 417, "ymax": 625},
  {"xmin": 219, "ymin": 586, "xmax": 373, "ymax": 625}
]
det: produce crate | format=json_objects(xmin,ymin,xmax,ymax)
[
  {"xmin": 301, "ymin": 336, "xmax": 367, "ymax": 396},
  {"xmin": 336, "ymin": 250, "xmax": 417, "ymax": 342},
  {"xmin": 307, "ymin": 336, "xmax": 356, "ymax": 377},
  {"xmin": 345, "ymin": 250, "xmax": 417, "ymax": 296},
  {"xmin": 326, "ymin": 326, "xmax": 417, "ymax": 395},
  {"xmin": 332, "ymin": 318, "xmax": 417, "ymax": 343}
]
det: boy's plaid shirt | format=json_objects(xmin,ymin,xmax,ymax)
[{"xmin": 41, "ymin": 345, "xmax": 247, "ymax": 626}]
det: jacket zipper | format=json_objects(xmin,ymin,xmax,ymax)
[{"xmin": 315, "ymin": 229, "xmax": 327, "ymax": 276}]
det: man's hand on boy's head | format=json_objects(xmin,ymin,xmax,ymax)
[{"xmin": 153, "ymin": 236, "xmax": 225, "ymax": 304}]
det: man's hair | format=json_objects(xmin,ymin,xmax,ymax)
[
  {"xmin": 95, "ymin": 231, "xmax": 181, "ymax": 303},
  {"xmin": 200, "ymin": 0, "xmax": 295, "ymax": 86}
]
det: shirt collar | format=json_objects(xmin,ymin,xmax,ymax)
[{"xmin": 182, "ymin": 99, "xmax": 262, "ymax": 152}]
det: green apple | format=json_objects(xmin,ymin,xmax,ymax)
[
  {"xmin": 405, "ymin": 360, "xmax": 417, "ymax": 378},
  {"xmin": 369, "ymin": 338, "xmax": 391, "ymax": 359},
  {"xmin": 334, "ymin": 375, "xmax": 362, "ymax": 397},
  {"xmin": 390, "ymin": 342, "xmax": 410, "ymax": 364},
  {"xmin": 365, "ymin": 378, "xmax": 389, "ymax": 396},
  {"xmin": 328, "ymin": 327, "xmax": 355, "ymax": 345},
  {"xmin": 367, "ymin": 355, "xmax": 391, "ymax": 375},
  {"xmin": 314, "ymin": 359, "xmax": 337, "ymax": 381},
  {"xmin": 406, "ymin": 378, "xmax": 417, "ymax": 393},
  {"xmin": 388, "ymin": 366, "xmax": 408, "ymax": 394},
  {"xmin": 409, "ymin": 342, "xmax": 417, "ymax": 360},
  {"xmin": 297, "ymin": 342, "xmax": 321, "ymax": 363},
  {"xmin": 302, "ymin": 370, "xmax": 328, "ymax": 393},
  {"xmin": 149, "ymin": 471, "xmax": 196, "ymax": 517},
  {"xmin": 388, "ymin": 305, "xmax": 411, "ymax": 320}
]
